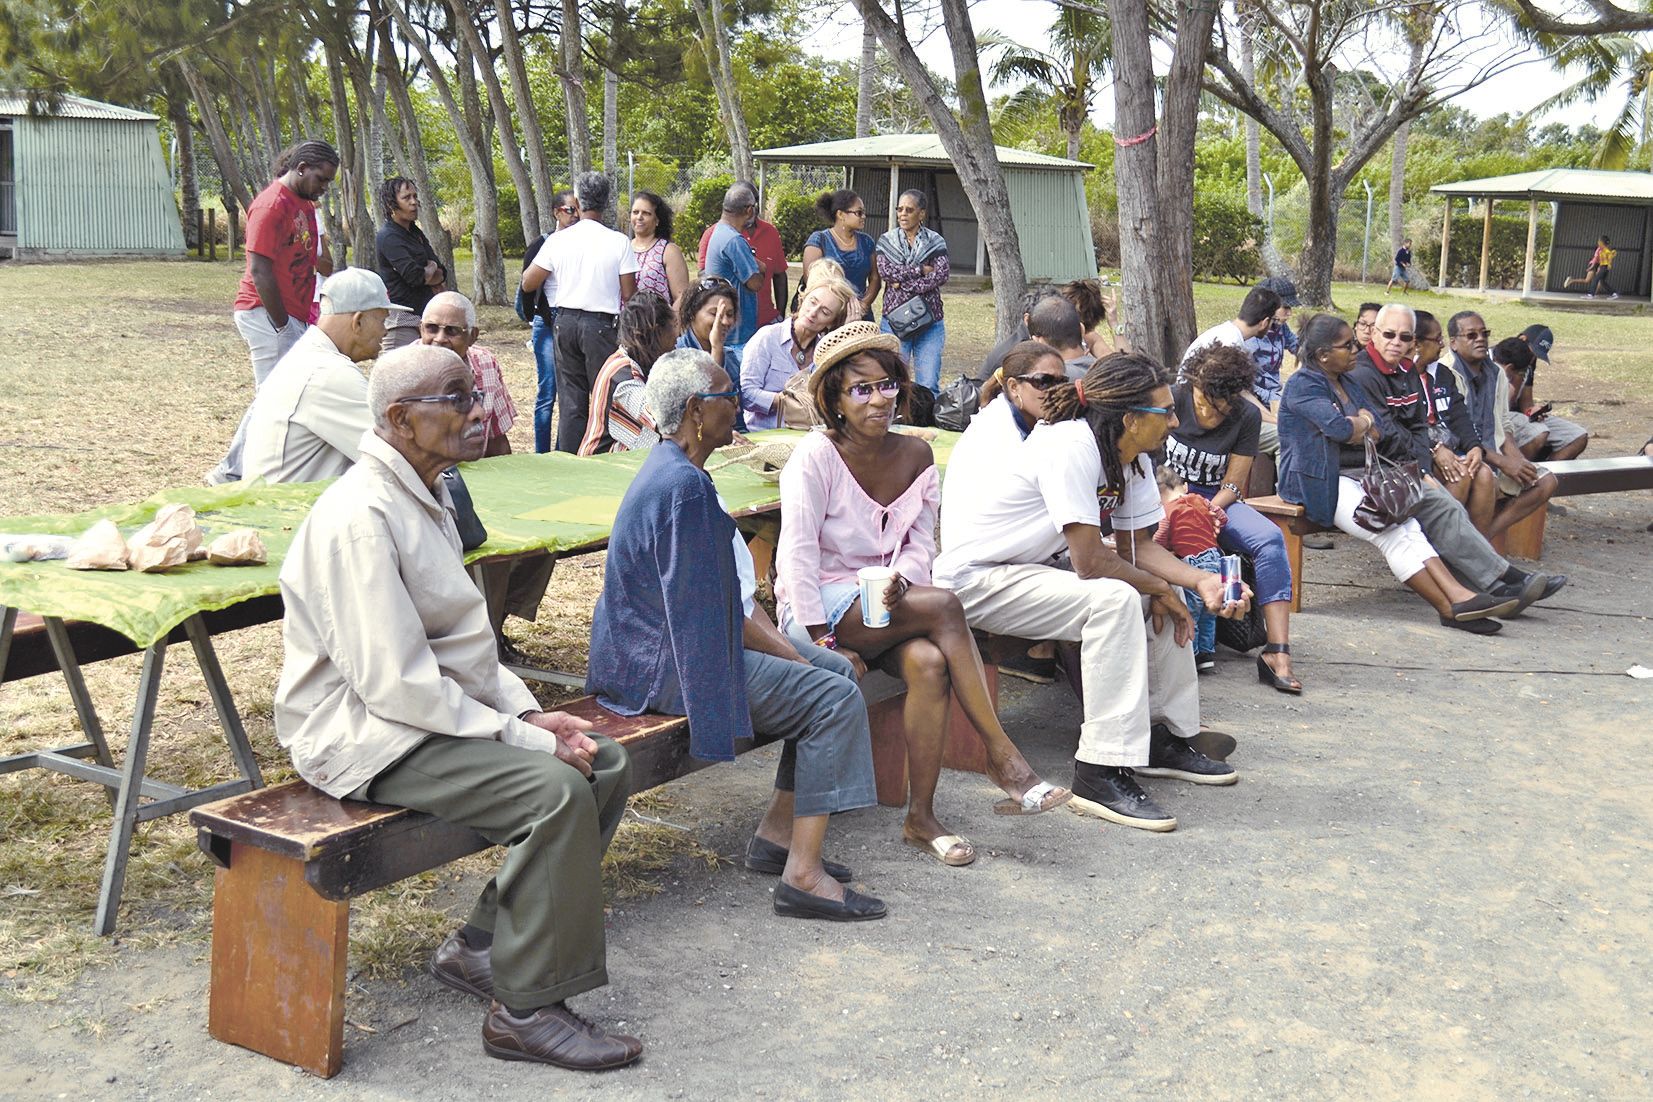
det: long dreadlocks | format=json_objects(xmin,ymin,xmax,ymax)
[{"xmin": 1042, "ymin": 352, "xmax": 1172, "ymax": 496}]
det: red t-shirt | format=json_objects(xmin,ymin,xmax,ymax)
[
  {"xmin": 1154, "ymin": 494, "xmax": 1221, "ymax": 559},
  {"xmin": 697, "ymin": 218, "xmax": 787, "ymax": 327},
  {"xmin": 233, "ymin": 180, "xmax": 319, "ymax": 322}
]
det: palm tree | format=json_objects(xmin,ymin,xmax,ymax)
[
  {"xmin": 1526, "ymin": 34, "xmax": 1653, "ymax": 169},
  {"xmin": 981, "ymin": 4, "xmax": 1111, "ymax": 161}
]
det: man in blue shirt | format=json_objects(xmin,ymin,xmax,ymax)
[{"xmin": 704, "ymin": 183, "xmax": 765, "ymax": 344}]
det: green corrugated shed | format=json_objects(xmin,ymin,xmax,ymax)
[
  {"xmin": 755, "ymin": 134, "xmax": 1098, "ymax": 282},
  {"xmin": 0, "ymin": 92, "xmax": 185, "ymax": 256}
]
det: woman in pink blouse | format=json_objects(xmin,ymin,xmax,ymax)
[{"xmin": 776, "ymin": 323, "xmax": 1072, "ymax": 868}]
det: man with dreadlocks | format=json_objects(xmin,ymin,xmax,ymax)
[{"xmin": 935, "ymin": 352, "xmax": 1251, "ymax": 831}]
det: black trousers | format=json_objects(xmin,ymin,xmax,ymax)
[{"xmin": 552, "ymin": 308, "xmax": 620, "ymax": 453}]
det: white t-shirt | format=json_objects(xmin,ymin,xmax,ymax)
[
  {"xmin": 1179, "ymin": 320, "xmax": 1247, "ymax": 378},
  {"xmin": 529, "ymin": 218, "xmax": 640, "ymax": 314},
  {"xmin": 938, "ymin": 396, "xmax": 1033, "ymax": 559},
  {"xmin": 717, "ymin": 494, "xmax": 757, "ymax": 619},
  {"xmin": 935, "ymin": 418, "xmax": 1163, "ymax": 588}
]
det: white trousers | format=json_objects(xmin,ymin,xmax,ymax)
[
  {"xmin": 952, "ymin": 564, "xmax": 1200, "ymax": 768},
  {"xmin": 1331, "ymin": 475, "xmax": 1436, "ymax": 582}
]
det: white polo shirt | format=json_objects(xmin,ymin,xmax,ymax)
[
  {"xmin": 243, "ymin": 325, "xmax": 373, "ymax": 484},
  {"xmin": 529, "ymin": 218, "xmax": 640, "ymax": 314},
  {"xmin": 935, "ymin": 418, "xmax": 1163, "ymax": 589}
]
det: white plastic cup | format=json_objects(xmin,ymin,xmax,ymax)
[{"xmin": 857, "ymin": 566, "xmax": 896, "ymax": 628}]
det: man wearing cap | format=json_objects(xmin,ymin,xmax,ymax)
[
  {"xmin": 698, "ymin": 191, "xmax": 788, "ymax": 329},
  {"xmin": 1505, "ymin": 324, "xmax": 1589, "ymax": 462},
  {"xmin": 242, "ymin": 267, "xmax": 405, "ymax": 484}
]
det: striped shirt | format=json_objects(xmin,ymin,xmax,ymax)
[{"xmin": 578, "ymin": 347, "xmax": 659, "ymax": 456}]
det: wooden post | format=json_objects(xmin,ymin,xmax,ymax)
[
  {"xmin": 887, "ymin": 161, "xmax": 900, "ymax": 238},
  {"xmin": 1478, "ymin": 198, "xmax": 1494, "ymax": 292},
  {"xmin": 229, "ymin": 205, "xmax": 238, "ymax": 261},
  {"xmin": 756, "ymin": 161, "xmax": 766, "ymax": 216},
  {"xmin": 1438, "ymin": 196, "xmax": 1451, "ymax": 288},
  {"xmin": 196, "ymin": 209, "xmax": 205, "ymax": 258},
  {"xmin": 208, "ymin": 208, "xmax": 217, "ymax": 262},
  {"xmin": 1523, "ymin": 197, "xmax": 1539, "ymax": 295}
]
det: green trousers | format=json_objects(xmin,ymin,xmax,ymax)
[{"xmin": 363, "ymin": 733, "xmax": 632, "ymax": 1009}]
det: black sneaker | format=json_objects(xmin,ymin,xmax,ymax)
[
  {"xmin": 1439, "ymin": 614, "xmax": 1503, "ymax": 635},
  {"xmin": 1068, "ymin": 762, "xmax": 1177, "ymax": 832},
  {"xmin": 1136, "ymin": 723, "xmax": 1238, "ymax": 786},
  {"xmin": 1195, "ymin": 651, "xmax": 1216, "ymax": 673}
]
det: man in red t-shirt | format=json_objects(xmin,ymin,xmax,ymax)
[
  {"xmin": 208, "ymin": 139, "xmax": 340, "ymax": 484},
  {"xmin": 697, "ymin": 208, "xmax": 787, "ymax": 328}
]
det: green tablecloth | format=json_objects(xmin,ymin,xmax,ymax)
[{"xmin": 0, "ymin": 430, "xmax": 959, "ymax": 647}]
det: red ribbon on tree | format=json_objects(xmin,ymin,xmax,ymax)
[{"xmin": 1114, "ymin": 125, "xmax": 1158, "ymax": 148}]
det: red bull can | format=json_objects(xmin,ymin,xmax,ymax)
[{"xmin": 1221, "ymin": 554, "xmax": 1244, "ymax": 606}]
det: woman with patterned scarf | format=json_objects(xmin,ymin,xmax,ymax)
[{"xmin": 876, "ymin": 189, "xmax": 950, "ymax": 395}]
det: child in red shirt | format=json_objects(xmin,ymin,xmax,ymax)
[{"xmin": 1155, "ymin": 466, "xmax": 1225, "ymax": 671}]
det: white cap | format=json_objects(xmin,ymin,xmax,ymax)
[{"xmin": 319, "ymin": 267, "xmax": 411, "ymax": 315}]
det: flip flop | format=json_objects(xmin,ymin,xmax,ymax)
[
  {"xmin": 993, "ymin": 780, "xmax": 1074, "ymax": 816},
  {"xmin": 905, "ymin": 833, "xmax": 976, "ymax": 867}
]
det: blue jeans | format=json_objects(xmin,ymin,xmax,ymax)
[
  {"xmin": 1189, "ymin": 488, "xmax": 1295, "ymax": 607},
  {"xmin": 531, "ymin": 314, "xmax": 557, "ymax": 454},
  {"xmin": 1180, "ymin": 547, "xmax": 1223, "ymax": 654},
  {"xmin": 880, "ymin": 315, "xmax": 946, "ymax": 394},
  {"xmin": 744, "ymin": 647, "xmax": 876, "ymax": 818}
]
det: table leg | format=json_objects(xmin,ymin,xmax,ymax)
[
  {"xmin": 42, "ymin": 616, "xmax": 114, "ymax": 769},
  {"xmin": 94, "ymin": 639, "xmax": 167, "ymax": 937},
  {"xmin": 0, "ymin": 606, "xmax": 17, "ymax": 681},
  {"xmin": 184, "ymin": 616, "xmax": 264, "ymax": 788}
]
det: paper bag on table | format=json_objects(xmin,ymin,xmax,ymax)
[
  {"xmin": 206, "ymin": 529, "xmax": 267, "ymax": 566},
  {"xmin": 64, "ymin": 519, "xmax": 130, "ymax": 571},
  {"xmin": 126, "ymin": 503, "xmax": 204, "ymax": 573}
]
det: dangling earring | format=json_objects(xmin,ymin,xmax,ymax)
[{"xmin": 697, "ymin": 419, "xmax": 703, "ymax": 444}]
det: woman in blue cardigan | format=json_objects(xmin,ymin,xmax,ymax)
[{"xmin": 1278, "ymin": 314, "xmax": 1516, "ymax": 631}]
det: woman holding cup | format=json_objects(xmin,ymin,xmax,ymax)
[{"xmin": 776, "ymin": 322, "xmax": 1072, "ymax": 868}]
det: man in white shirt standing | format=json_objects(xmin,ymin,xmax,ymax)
[
  {"xmin": 936, "ymin": 353, "xmax": 1250, "ymax": 832},
  {"xmin": 520, "ymin": 172, "xmax": 639, "ymax": 452},
  {"xmin": 275, "ymin": 344, "xmax": 641, "ymax": 1070},
  {"xmin": 242, "ymin": 268, "xmax": 403, "ymax": 484}
]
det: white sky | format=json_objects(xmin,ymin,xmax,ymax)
[{"xmin": 796, "ymin": 0, "xmax": 1628, "ymax": 132}]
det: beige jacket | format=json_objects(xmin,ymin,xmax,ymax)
[
  {"xmin": 244, "ymin": 325, "xmax": 374, "ymax": 485},
  {"xmin": 274, "ymin": 431, "xmax": 540, "ymax": 797}
]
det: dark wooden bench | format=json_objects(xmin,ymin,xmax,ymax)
[
  {"xmin": 1495, "ymin": 455, "xmax": 1653, "ymax": 560},
  {"xmin": 1247, "ymin": 495, "xmax": 1324, "ymax": 613}
]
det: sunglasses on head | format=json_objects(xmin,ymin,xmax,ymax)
[
  {"xmin": 1379, "ymin": 329, "xmax": 1415, "ymax": 343},
  {"xmin": 846, "ymin": 378, "xmax": 901, "ymax": 402},
  {"xmin": 421, "ymin": 322, "xmax": 467, "ymax": 338},
  {"xmin": 1010, "ymin": 372, "xmax": 1065, "ymax": 391},
  {"xmin": 697, "ymin": 275, "xmax": 732, "ymax": 290},
  {"xmin": 396, "ymin": 389, "xmax": 485, "ymax": 414}
]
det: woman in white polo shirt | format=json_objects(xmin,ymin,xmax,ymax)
[{"xmin": 935, "ymin": 353, "xmax": 1251, "ymax": 833}]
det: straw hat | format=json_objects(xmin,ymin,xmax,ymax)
[{"xmin": 812, "ymin": 320, "xmax": 900, "ymax": 375}]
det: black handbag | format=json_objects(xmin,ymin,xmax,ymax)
[
  {"xmin": 884, "ymin": 293, "xmax": 935, "ymax": 339},
  {"xmin": 1352, "ymin": 436, "xmax": 1425, "ymax": 534},
  {"xmin": 440, "ymin": 467, "xmax": 489, "ymax": 552},
  {"xmin": 934, "ymin": 375, "xmax": 980, "ymax": 432}
]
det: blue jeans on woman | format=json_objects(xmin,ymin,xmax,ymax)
[
  {"xmin": 879, "ymin": 315, "xmax": 946, "ymax": 394},
  {"xmin": 1189, "ymin": 487, "xmax": 1295, "ymax": 608},
  {"xmin": 531, "ymin": 313, "xmax": 557, "ymax": 454}
]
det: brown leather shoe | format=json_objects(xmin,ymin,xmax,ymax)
[
  {"xmin": 482, "ymin": 1001, "xmax": 643, "ymax": 1070},
  {"xmin": 429, "ymin": 929, "xmax": 493, "ymax": 1000}
]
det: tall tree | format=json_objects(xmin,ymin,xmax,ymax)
[
  {"xmin": 851, "ymin": 0, "xmax": 1027, "ymax": 337},
  {"xmin": 560, "ymin": 0, "xmax": 594, "ymax": 174},
  {"xmin": 856, "ymin": 21, "xmax": 877, "ymax": 138},
  {"xmin": 370, "ymin": 0, "xmax": 457, "ymax": 279},
  {"xmin": 982, "ymin": 5, "xmax": 1111, "ymax": 161},
  {"xmin": 1388, "ymin": 4, "xmax": 1437, "ymax": 256},
  {"xmin": 1527, "ymin": 33, "xmax": 1653, "ymax": 169},
  {"xmin": 690, "ymin": 0, "xmax": 755, "ymax": 181},
  {"xmin": 493, "ymin": 0, "xmax": 559, "ymax": 225},
  {"xmin": 446, "ymin": 0, "xmax": 542, "ymax": 240}
]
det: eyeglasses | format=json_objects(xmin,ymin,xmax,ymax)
[
  {"xmin": 557, "ymin": 205, "xmax": 578, "ymax": 216},
  {"xmin": 694, "ymin": 388, "xmax": 739, "ymax": 403},
  {"xmin": 697, "ymin": 275, "xmax": 732, "ymax": 290},
  {"xmin": 846, "ymin": 378, "xmax": 901, "ymax": 402},
  {"xmin": 1378, "ymin": 329, "xmax": 1415, "ymax": 343},
  {"xmin": 396, "ymin": 389, "xmax": 485, "ymax": 413},
  {"xmin": 1332, "ymin": 339, "xmax": 1360, "ymax": 352},
  {"xmin": 845, "ymin": 208, "xmax": 867, "ymax": 216},
  {"xmin": 1011, "ymin": 372, "xmax": 1065, "ymax": 391},
  {"xmin": 420, "ymin": 322, "xmax": 468, "ymax": 338},
  {"xmin": 1129, "ymin": 405, "xmax": 1172, "ymax": 416},
  {"xmin": 1457, "ymin": 328, "xmax": 1492, "ymax": 340}
]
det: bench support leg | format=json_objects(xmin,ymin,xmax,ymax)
[
  {"xmin": 208, "ymin": 842, "xmax": 349, "ymax": 1079},
  {"xmin": 1279, "ymin": 527, "xmax": 1304, "ymax": 613},
  {"xmin": 1498, "ymin": 508, "xmax": 1547, "ymax": 561}
]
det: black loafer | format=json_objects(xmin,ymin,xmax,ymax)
[
  {"xmin": 1439, "ymin": 614, "xmax": 1502, "ymax": 634},
  {"xmin": 773, "ymin": 881, "xmax": 887, "ymax": 922},
  {"xmin": 744, "ymin": 835, "xmax": 852, "ymax": 884}
]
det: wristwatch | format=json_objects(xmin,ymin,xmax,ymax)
[{"xmin": 1221, "ymin": 481, "xmax": 1243, "ymax": 500}]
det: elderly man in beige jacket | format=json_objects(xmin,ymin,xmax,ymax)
[{"xmin": 275, "ymin": 343, "xmax": 641, "ymax": 1071}]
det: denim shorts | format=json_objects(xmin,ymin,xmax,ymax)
[{"xmin": 780, "ymin": 581, "xmax": 861, "ymax": 645}]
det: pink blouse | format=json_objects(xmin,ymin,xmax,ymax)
[{"xmin": 776, "ymin": 430, "xmax": 940, "ymax": 627}]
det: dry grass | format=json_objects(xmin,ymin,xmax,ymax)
[{"xmin": 1, "ymin": 257, "xmax": 1644, "ymax": 1002}]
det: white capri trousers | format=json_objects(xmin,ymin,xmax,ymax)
[
  {"xmin": 1332, "ymin": 475, "xmax": 1437, "ymax": 583},
  {"xmin": 951, "ymin": 564, "xmax": 1200, "ymax": 768}
]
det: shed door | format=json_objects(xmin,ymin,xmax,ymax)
[{"xmin": 0, "ymin": 120, "xmax": 15, "ymax": 238}]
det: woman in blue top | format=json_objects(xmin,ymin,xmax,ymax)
[{"xmin": 803, "ymin": 189, "xmax": 880, "ymax": 322}]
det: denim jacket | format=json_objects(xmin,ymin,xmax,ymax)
[{"xmin": 1277, "ymin": 366, "xmax": 1392, "ymax": 527}]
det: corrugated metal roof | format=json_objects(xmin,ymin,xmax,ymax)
[
  {"xmin": 1430, "ymin": 168, "xmax": 1653, "ymax": 203},
  {"xmin": 755, "ymin": 134, "xmax": 1093, "ymax": 171},
  {"xmin": 0, "ymin": 91, "xmax": 158, "ymax": 122}
]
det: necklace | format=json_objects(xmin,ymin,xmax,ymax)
[
  {"xmin": 790, "ymin": 324, "xmax": 813, "ymax": 365},
  {"xmin": 831, "ymin": 224, "xmax": 858, "ymax": 250}
]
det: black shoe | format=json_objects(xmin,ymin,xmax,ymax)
[
  {"xmin": 772, "ymin": 880, "xmax": 887, "ymax": 922},
  {"xmin": 744, "ymin": 835, "xmax": 852, "ymax": 884},
  {"xmin": 996, "ymin": 651, "xmax": 1056, "ymax": 684},
  {"xmin": 1488, "ymin": 572, "xmax": 1548, "ymax": 617},
  {"xmin": 498, "ymin": 638, "xmax": 530, "ymax": 667},
  {"xmin": 1136, "ymin": 723, "xmax": 1238, "ymax": 786},
  {"xmin": 1301, "ymin": 533, "xmax": 1335, "ymax": 550},
  {"xmin": 1450, "ymin": 593, "xmax": 1520, "ymax": 621},
  {"xmin": 430, "ymin": 929, "xmax": 494, "ymax": 1000},
  {"xmin": 1439, "ymin": 614, "xmax": 1503, "ymax": 634},
  {"xmin": 1537, "ymin": 573, "xmax": 1567, "ymax": 602},
  {"xmin": 1068, "ymin": 761, "xmax": 1177, "ymax": 831},
  {"xmin": 1195, "ymin": 651, "xmax": 1216, "ymax": 673},
  {"xmin": 1255, "ymin": 644, "xmax": 1303, "ymax": 694}
]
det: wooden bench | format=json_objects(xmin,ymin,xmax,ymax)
[
  {"xmin": 1247, "ymin": 496, "xmax": 1324, "ymax": 613},
  {"xmin": 1495, "ymin": 456, "xmax": 1653, "ymax": 560},
  {"xmin": 191, "ymin": 677, "xmax": 992, "ymax": 1077}
]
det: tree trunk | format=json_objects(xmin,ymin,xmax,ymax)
[
  {"xmin": 447, "ymin": 0, "xmax": 541, "ymax": 242},
  {"xmin": 1065, "ymin": 118, "xmax": 1082, "ymax": 162},
  {"xmin": 1240, "ymin": 21, "xmax": 1262, "ymax": 218},
  {"xmin": 1108, "ymin": 0, "xmax": 1174, "ymax": 366},
  {"xmin": 560, "ymin": 0, "xmax": 593, "ymax": 175},
  {"xmin": 603, "ymin": 65, "xmax": 619, "ymax": 178},
  {"xmin": 494, "ymin": 0, "xmax": 558, "ymax": 226},
  {"xmin": 322, "ymin": 42, "xmax": 375, "ymax": 265},
  {"xmin": 453, "ymin": 19, "xmax": 507, "ymax": 300},
  {"xmin": 1388, "ymin": 119, "xmax": 1409, "ymax": 256},
  {"xmin": 179, "ymin": 57, "xmax": 252, "ymax": 211},
  {"xmin": 691, "ymin": 0, "xmax": 755, "ymax": 181},
  {"xmin": 1153, "ymin": 0, "xmax": 1215, "ymax": 361},
  {"xmin": 372, "ymin": 0, "xmax": 456, "ymax": 281},
  {"xmin": 851, "ymin": 0, "xmax": 1026, "ymax": 337},
  {"xmin": 856, "ymin": 20, "xmax": 877, "ymax": 138},
  {"xmin": 168, "ymin": 97, "xmax": 201, "ymax": 249},
  {"xmin": 1300, "ymin": 171, "xmax": 1341, "ymax": 306}
]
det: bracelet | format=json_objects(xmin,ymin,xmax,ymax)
[
  {"xmin": 815, "ymin": 632, "xmax": 838, "ymax": 650},
  {"xmin": 1221, "ymin": 481, "xmax": 1243, "ymax": 499}
]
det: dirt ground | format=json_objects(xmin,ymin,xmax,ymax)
[{"xmin": 1, "ymin": 260, "xmax": 1651, "ymax": 1100}]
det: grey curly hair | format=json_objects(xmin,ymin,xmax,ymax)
[{"xmin": 645, "ymin": 348, "xmax": 718, "ymax": 436}]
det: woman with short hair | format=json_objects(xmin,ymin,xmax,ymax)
[
  {"xmin": 803, "ymin": 189, "xmax": 880, "ymax": 321},
  {"xmin": 777, "ymin": 323, "xmax": 1071, "ymax": 868},
  {"xmin": 587, "ymin": 348, "xmax": 888, "ymax": 922},
  {"xmin": 627, "ymin": 190, "xmax": 688, "ymax": 307},
  {"xmin": 375, "ymin": 175, "xmax": 447, "ymax": 351},
  {"xmin": 875, "ymin": 189, "xmax": 950, "ymax": 394}
]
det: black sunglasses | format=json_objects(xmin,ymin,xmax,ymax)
[{"xmin": 1012, "ymin": 372, "xmax": 1065, "ymax": 391}]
